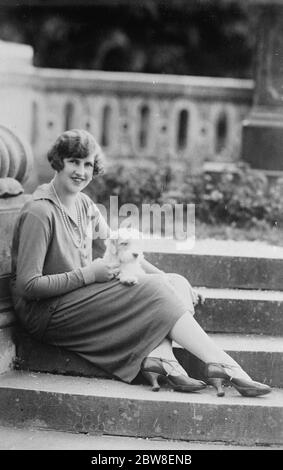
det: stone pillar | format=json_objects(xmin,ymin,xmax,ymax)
[
  {"xmin": 242, "ymin": 2, "xmax": 283, "ymax": 170},
  {"xmin": 0, "ymin": 40, "xmax": 33, "ymax": 142},
  {"xmin": 0, "ymin": 125, "xmax": 33, "ymax": 374},
  {"xmin": 0, "ymin": 40, "xmax": 37, "ymax": 191}
]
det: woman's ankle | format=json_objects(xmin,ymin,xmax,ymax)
[
  {"xmin": 145, "ymin": 356, "xmax": 188, "ymax": 377},
  {"xmin": 218, "ymin": 354, "xmax": 252, "ymax": 381}
]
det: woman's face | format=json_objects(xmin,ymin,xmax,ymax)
[{"xmin": 57, "ymin": 153, "xmax": 95, "ymax": 194}]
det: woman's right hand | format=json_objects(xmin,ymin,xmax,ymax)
[{"xmin": 89, "ymin": 258, "xmax": 120, "ymax": 283}]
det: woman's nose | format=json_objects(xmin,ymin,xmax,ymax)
[{"xmin": 74, "ymin": 162, "xmax": 85, "ymax": 175}]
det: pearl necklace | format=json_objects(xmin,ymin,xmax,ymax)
[{"xmin": 51, "ymin": 181, "xmax": 84, "ymax": 249}]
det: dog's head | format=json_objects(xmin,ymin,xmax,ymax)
[{"xmin": 104, "ymin": 227, "xmax": 144, "ymax": 265}]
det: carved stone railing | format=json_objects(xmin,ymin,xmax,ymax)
[
  {"xmin": 0, "ymin": 124, "xmax": 33, "ymax": 374},
  {"xmin": 27, "ymin": 69, "xmax": 253, "ymax": 182}
]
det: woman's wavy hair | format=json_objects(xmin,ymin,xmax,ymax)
[{"xmin": 47, "ymin": 129, "xmax": 105, "ymax": 177}]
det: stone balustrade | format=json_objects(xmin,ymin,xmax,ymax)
[{"xmin": 29, "ymin": 69, "xmax": 253, "ymax": 183}]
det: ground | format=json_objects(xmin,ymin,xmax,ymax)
[{"xmin": 196, "ymin": 221, "xmax": 283, "ymax": 247}]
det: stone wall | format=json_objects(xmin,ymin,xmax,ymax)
[
  {"xmin": 0, "ymin": 124, "xmax": 33, "ymax": 374},
  {"xmin": 0, "ymin": 196, "xmax": 30, "ymax": 373}
]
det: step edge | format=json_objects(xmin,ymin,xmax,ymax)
[{"xmin": 0, "ymin": 371, "xmax": 282, "ymax": 408}]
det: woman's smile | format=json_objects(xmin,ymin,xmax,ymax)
[{"xmin": 71, "ymin": 176, "xmax": 86, "ymax": 185}]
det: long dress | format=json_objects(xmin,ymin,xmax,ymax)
[{"xmin": 10, "ymin": 182, "xmax": 194, "ymax": 383}]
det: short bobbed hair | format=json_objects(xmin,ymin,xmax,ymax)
[{"xmin": 47, "ymin": 129, "xmax": 105, "ymax": 177}]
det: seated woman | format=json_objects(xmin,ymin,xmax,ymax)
[{"xmin": 10, "ymin": 129, "xmax": 271, "ymax": 398}]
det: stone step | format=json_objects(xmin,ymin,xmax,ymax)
[
  {"xmin": 0, "ymin": 425, "xmax": 279, "ymax": 450},
  {"xmin": 145, "ymin": 251, "xmax": 283, "ymax": 291},
  {"xmin": 0, "ymin": 371, "xmax": 282, "ymax": 446},
  {"xmin": 194, "ymin": 287, "xmax": 283, "ymax": 336},
  {"xmin": 15, "ymin": 330, "xmax": 283, "ymax": 387}
]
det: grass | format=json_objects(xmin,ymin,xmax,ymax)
[
  {"xmin": 195, "ymin": 221, "xmax": 283, "ymax": 246},
  {"xmin": 138, "ymin": 214, "xmax": 283, "ymax": 246}
]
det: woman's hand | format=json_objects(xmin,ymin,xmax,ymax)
[
  {"xmin": 89, "ymin": 258, "xmax": 120, "ymax": 283},
  {"xmin": 80, "ymin": 258, "xmax": 120, "ymax": 285}
]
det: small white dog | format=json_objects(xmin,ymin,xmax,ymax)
[
  {"xmin": 103, "ymin": 227, "xmax": 145, "ymax": 285},
  {"xmin": 103, "ymin": 226, "xmax": 205, "ymax": 306}
]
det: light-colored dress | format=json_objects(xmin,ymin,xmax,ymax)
[{"xmin": 10, "ymin": 182, "xmax": 193, "ymax": 382}]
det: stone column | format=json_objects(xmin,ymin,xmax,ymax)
[
  {"xmin": 0, "ymin": 40, "xmax": 33, "ymax": 142},
  {"xmin": 242, "ymin": 2, "xmax": 283, "ymax": 170},
  {"xmin": 0, "ymin": 125, "xmax": 33, "ymax": 374},
  {"xmin": 0, "ymin": 40, "xmax": 36, "ymax": 190}
]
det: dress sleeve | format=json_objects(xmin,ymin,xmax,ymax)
[{"xmin": 16, "ymin": 211, "xmax": 85, "ymax": 300}]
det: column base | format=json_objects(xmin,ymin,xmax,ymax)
[{"xmin": 242, "ymin": 111, "xmax": 283, "ymax": 170}]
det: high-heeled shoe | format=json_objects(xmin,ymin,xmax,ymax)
[
  {"xmin": 141, "ymin": 357, "xmax": 207, "ymax": 393},
  {"xmin": 206, "ymin": 363, "xmax": 271, "ymax": 397},
  {"xmin": 206, "ymin": 378, "xmax": 225, "ymax": 397}
]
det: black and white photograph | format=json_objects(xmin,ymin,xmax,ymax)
[{"xmin": 0, "ymin": 0, "xmax": 282, "ymax": 457}]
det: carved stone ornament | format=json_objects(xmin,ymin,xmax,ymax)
[
  {"xmin": 0, "ymin": 177, "xmax": 23, "ymax": 197},
  {"xmin": 0, "ymin": 124, "xmax": 33, "ymax": 197}
]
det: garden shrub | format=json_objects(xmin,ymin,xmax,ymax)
[
  {"xmin": 84, "ymin": 161, "xmax": 283, "ymax": 229},
  {"xmin": 85, "ymin": 161, "xmax": 173, "ymax": 208}
]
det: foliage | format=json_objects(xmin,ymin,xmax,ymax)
[
  {"xmin": 84, "ymin": 161, "xmax": 283, "ymax": 230},
  {"xmin": 163, "ymin": 163, "xmax": 283, "ymax": 228},
  {"xmin": 85, "ymin": 161, "xmax": 173, "ymax": 208},
  {"xmin": 0, "ymin": 1, "xmax": 255, "ymax": 78}
]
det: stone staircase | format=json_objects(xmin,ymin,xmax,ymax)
[{"xmin": 0, "ymin": 244, "xmax": 282, "ymax": 448}]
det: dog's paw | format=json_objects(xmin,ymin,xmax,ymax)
[{"xmin": 120, "ymin": 276, "xmax": 139, "ymax": 286}]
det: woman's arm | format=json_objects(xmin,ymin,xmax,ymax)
[{"xmin": 16, "ymin": 211, "xmax": 93, "ymax": 300}]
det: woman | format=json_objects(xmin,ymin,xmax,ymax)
[{"xmin": 10, "ymin": 129, "xmax": 271, "ymax": 397}]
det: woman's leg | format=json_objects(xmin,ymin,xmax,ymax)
[
  {"xmin": 168, "ymin": 311, "xmax": 272, "ymax": 396},
  {"xmin": 145, "ymin": 274, "xmax": 270, "ymax": 395},
  {"xmin": 146, "ymin": 273, "xmax": 203, "ymax": 376},
  {"xmin": 169, "ymin": 312, "xmax": 251, "ymax": 379},
  {"xmin": 147, "ymin": 337, "xmax": 175, "ymax": 360},
  {"xmin": 161, "ymin": 274, "xmax": 250, "ymax": 379},
  {"xmin": 164, "ymin": 273, "xmax": 195, "ymax": 315},
  {"xmin": 147, "ymin": 338, "xmax": 188, "ymax": 375}
]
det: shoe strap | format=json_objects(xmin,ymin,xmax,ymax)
[
  {"xmin": 160, "ymin": 358, "xmax": 186, "ymax": 377},
  {"xmin": 209, "ymin": 363, "xmax": 239, "ymax": 381}
]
